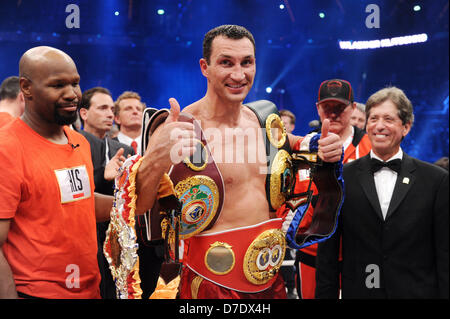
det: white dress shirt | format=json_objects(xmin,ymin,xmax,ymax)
[
  {"xmin": 371, "ymin": 148, "xmax": 403, "ymax": 220},
  {"xmin": 117, "ymin": 131, "xmax": 142, "ymax": 155}
]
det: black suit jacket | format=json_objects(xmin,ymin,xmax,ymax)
[
  {"xmin": 107, "ymin": 137, "xmax": 135, "ymax": 157},
  {"xmin": 316, "ymin": 153, "xmax": 449, "ymax": 299},
  {"xmin": 77, "ymin": 130, "xmax": 106, "ymax": 189}
]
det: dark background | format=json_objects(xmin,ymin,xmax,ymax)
[{"xmin": 0, "ymin": 0, "xmax": 448, "ymax": 162}]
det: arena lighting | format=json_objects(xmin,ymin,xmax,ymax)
[
  {"xmin": 319, "ymin": 12, "xmax": 325, "ymax": 18},
  {"xmin": 413, "ymin": 5, "xmax": 421, "ymax": 12},
  {"xmin": 266, "ymin": 87, "xmax": 273, "ymax": 94},
  {"xmin": 157, "ymin": 9, "xmax": 165, "ymax": 15},
  {"xmin": 114, "ymin": 11, "xmax": 119, "ymax": 16},
  {"xmin": 339, "ymin": 33, "xmax": 428, "ymax": 50},
  {"xmin": 279, "ymin": 4, "xmax": 285, "ymax": 10}
]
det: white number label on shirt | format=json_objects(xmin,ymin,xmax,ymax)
[{"xmin": 54, "ymin": 165, "xmax": 92, "ymax": 203}]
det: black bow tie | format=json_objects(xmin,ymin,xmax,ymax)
[{"xmin": 370, "ymin": 158, "xmax": 402, "ymax": 174}]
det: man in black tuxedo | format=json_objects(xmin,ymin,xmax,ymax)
[{"xmin": 316, "ymin": 86, "xmax": 448, "ymax": 299}]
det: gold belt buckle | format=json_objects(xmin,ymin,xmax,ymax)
[{"xmin": 243, "ymin": 229, "xmax": 286, "ymax": 285}]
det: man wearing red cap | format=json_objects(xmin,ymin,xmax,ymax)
[{"xmin": 294, "ymin": 79, "xmax": 372, "ymax": 299}]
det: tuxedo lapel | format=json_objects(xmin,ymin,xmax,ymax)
[
  {"xmin": 357, "ymin": 156, "xmax": 384, "ymax": 221},
  {"xmin": 385, "ymin": 153, "xmax": 416, "ymax": 220}
]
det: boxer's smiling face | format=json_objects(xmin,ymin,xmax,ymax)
[{"xmin": 200, "ymin": 36, "xmax": 256, "ymax": 104}]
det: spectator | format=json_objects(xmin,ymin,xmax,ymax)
[
  {"xmin": 350, "ymin": 102, "xmax": 367, "ymax": 130},
  {"xmin": 114, "ymin": 91, "xmax": 145, "ymax": 155},
  {"xmin": 0, "ymin": 46, "xmax": 114, "ymax": 298},
  {"xmin": 0, "ymin": 76, "xmax": 25, "ymax": 127},
  {"xmin": 279, "ymin": 109, "xmax": 296, "ymax": 134},
  {"xmin": 316, "ymin": 86, "xmax": 449, "ymax": 299},
  {"xmin": 0, "ymin": 46, "xmax": 196, "ymax": 299}
]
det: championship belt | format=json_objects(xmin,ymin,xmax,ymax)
[
  {"xmin": 143, "ymin": 109, "xmax": 225, "ymax": 242},
  {"xmin": 245, "ymin": 100, "xmax": 344, "ymax": 249},
  {"xmin": 245, "ymin": 100, "xmax": 294, "ymax": 211},
  {"xmin": 185, "ymin": 218, "xmax": 286, "ymax": 293},
  {"xmin": 103, "ymin": 155, "xmax": 144, "ymax": 299}
]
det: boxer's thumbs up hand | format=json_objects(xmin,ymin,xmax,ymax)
[
  {"xmin": 151, "ymin": 97, "xmax": 197, "ymax": 166},
  {"xmin": 166, "ymin": 97, "xmax": 181, "ymax": 123}
]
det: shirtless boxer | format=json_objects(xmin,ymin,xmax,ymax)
[{"xmin": 136, "ymin": 25, "xmax": 343, "ymax": 299}]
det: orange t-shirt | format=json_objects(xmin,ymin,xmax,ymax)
[
  {"xmin": 0, "ymin": 112, "xmax": 14, "ymax": 128},
  {"xmin": 343, "ymin": 133, "xmax": 372, "ymax": 164},
  {"xmin": 0, "ymin": 119, "xmax": 100, "ymax": 299}
]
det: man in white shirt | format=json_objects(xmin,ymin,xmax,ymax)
[
  {"xmin": 316, "ymin": 86, "xmax": 448, "ymax": 299},
  {"xmin": 114, "ymin": 91, "xmax": 145, "ymax": 155}
]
